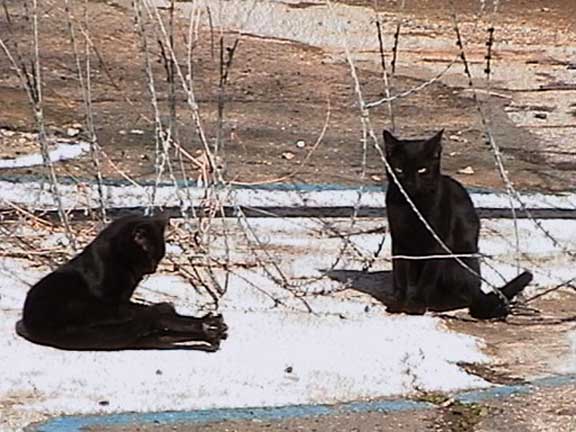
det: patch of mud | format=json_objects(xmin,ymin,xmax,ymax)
[
  {"xmin": 456, "ymin": 363, "xmax": 525, "ymax": 386},
  {"xmin": 477, "ymin": 383, "xmax": 576, "ymax": 432},
  {"xmin": 0, "ymin": 390, "xmax": 49, "ymax": 432},
  {"xmin": 442, "ymin": 293, "xmax": 576, "ymax": 380}
]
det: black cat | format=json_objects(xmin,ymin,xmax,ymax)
[
  {"xmin": 16, "ymin": 214, "xmax": 228, "ymax": 350},
  {"xmin": 383, "ymin": 129, "xmax": 532, "ymax": 319}
]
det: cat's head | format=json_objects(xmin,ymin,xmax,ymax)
[
  {"xmin": 111, "ymin": 214, "xmax": 169, "ymax": 275},
  {"xmin": 383, "ymin": 129, "xmax": 444, "ymax": 196}
]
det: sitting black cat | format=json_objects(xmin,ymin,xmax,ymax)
[
  {"xmin": 383, "ymin": 129, "xmax": 532, "ymax": 319},
  {"xmin": 16, "ymin": 214, "xmax": 228, "ymax": 351}
]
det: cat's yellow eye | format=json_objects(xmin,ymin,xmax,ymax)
[{"xmin": 417, "ymin": 167, "xmax": 428, "ymax": 174}]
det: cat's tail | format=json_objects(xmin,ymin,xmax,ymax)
[
  {"xmin": 469, "ymin": 270, "xmax": 533, "ymax": 320},
  {"xmin": 500, "ymin": 270, "xmax": 533, "ymax": 300}
]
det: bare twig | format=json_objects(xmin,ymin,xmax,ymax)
[{"xmin": 0, "ymin": 0, "xmax": 77, "ymax": 249}]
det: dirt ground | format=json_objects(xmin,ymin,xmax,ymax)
[
  {"xmin": 0, "ymin": 0, "xmax": 575, "ymax": 190},
  {"xmin": 87, "ymin": 383, "xmax": 576, "ymax": 432}
]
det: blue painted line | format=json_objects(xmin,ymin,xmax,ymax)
[
  {"xmin": 31, "ymin": 401, "xmax": 430, "ymax": 432},
  {"xmin": 457, "ymin": 374, "xmax": 576, "ymax": 404},
  {"xmin": 30, "ymin": 373, "xmax": 576, "ymax": 432},
  {"xmin": 457, "ymin": 383, "xmax": 531, "ymax": 403},
  {"xmin": 339, "ymin": 398, "xmax": 432, "ymax": 413},
  {"xmin": 531, "ymin": 373, "xmax": 576, "ymax": 388}
]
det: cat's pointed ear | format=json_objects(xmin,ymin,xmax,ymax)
[
  {"xmin": 383, "ymin": 129, "xmax": 398, "ymax": 145},
  {"xmin": 427, "ymin": 129, "xmax": 444, "ymax": 159},
  {"xmin": 152, "ymin": 212, "xmax": 170, "ymax": 230},
  {"xmin": 429, "ymin": 129, "xmax": 444, "ymax": 144},
  {"xmin": 383, "ymin": 129, "xmax": 399, "ymax": 154}
]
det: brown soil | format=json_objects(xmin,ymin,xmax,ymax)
[
  {"xmin": 340, "ymin": 0, "xmax": 576, "ymax": 26},
  {"xmin": 3, "ymin": 2, "xmax": 576, "ymax": 430},
  {"xmin": 86, "ymin": 384, "xmax": 576, "ymax": 432},
  {"xmin": 437, "ymin": 292, "xmax": 576, "ymax": 381},
  {"xmin": 0, "ymin": 0, "xmax": 574, "ymax": 190}
]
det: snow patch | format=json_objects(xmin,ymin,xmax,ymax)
[
  {"xmin": 0, "ymin": 257, "xmax": 487, "ymax": 419},
  {"xmin": 0, "ymin": 142, "xmax": 90, "ymax": 169},
  {"xmin": 0, "ymin": 180, "xmax": 575, "ymax": 211}
]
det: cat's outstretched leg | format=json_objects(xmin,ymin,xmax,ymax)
[
  {"xmin": 16, "ymin": 302, "xmax": 228, "ymax": 351},
  {"xmin": 125, "ymin": 302, "xmax": 229, "ymax": 349},
  {"xmin": 129, "ymin": 313, "xmax": 228, "ymax": 351},
  {"xmin": 154, "ymin": 312, "xmax": 228, "ymax": 347}
]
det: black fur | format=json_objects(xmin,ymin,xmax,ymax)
[
  {"xmin": 16, "ymin": 215, "xmax": 228, "ymax": 351},
  {"xmin": 383, "ymin": 129, "xmax": 532, "ymax": 319}
]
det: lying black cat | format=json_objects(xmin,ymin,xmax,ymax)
[
  {"xmin": 16, "ymin": 214, "xmax": 228, "ymax": 351},
  {"xmin": 383, "ymin": 129, "xmax": 532, "ymax": 319}
]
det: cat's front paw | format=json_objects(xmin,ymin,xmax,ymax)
[
  {"xmin": 201, "ymin": 313, "xmax": 229, "ymax": 348},
  {"xmin": 386, "ymin": 290, "xmax": 406, "ymax": 314},
  {"xmin": 403, "ymin": 301, "xmax": 427, "ymax": 315},
  {"xmin": 386, "ymin": 303, "xmax": 405, "ymax": 314}
]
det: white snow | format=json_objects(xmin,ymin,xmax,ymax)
[
  {"xmin": 0, "ymin": 142, "xmax": 90, "ymax": 169},
  {"xmin": 0, "ymin": 258, "xmax": 487, "ymax": 421},
  {"xmin": 1, "ymin": 184, "xmax": 575, "ymax": 430},
  {"xmin": 0, "ymin": 179, "xmax": 574, "ymax": 211}
]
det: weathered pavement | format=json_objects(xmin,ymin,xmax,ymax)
[
  {"xmin": 2, "ymin": 0, "xmax": 576, "ymax": 431},
  {"xmin": 30, "ymin": 376, "xmax": 576, "ymax": 432}
]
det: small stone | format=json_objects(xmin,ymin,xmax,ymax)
[
  {"xmin": 66, "ymin": 127, "xmax": 80, "ymax": 137},
  {"xmin": 458, "ymin": 166, "xmax": 475, "ymax": 175},
  {"xmin": 156, "ymin": 369, "xmax": 163, "ymax": 375},
  {"xmin": 129, "ymin": 129, "xmax": 145, "ymax": 135},
  {"xmin": 449, "ymin": 135, "xmax": 468, "ymax": 143},
  {"xmin": 440, "ymin": 398, "xmax": 455, "ymax": 408},
  {"xmin": 534, "ymin": 112, "xmax": 548, "ymax": 119},
  {"xmin": 295, "ymin": 140, "xmax": 306, "ymax": 148},
  {"xmin": 281, "ymin": 151, "xmax": 295, "ymax": 160},
  {"xmin": 371, "ymin": 175, "xmax": 382, "ymax": 181},
  {"xmin": 285, "ymin": 366, "xmax": 293, "ymax": 373}
]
